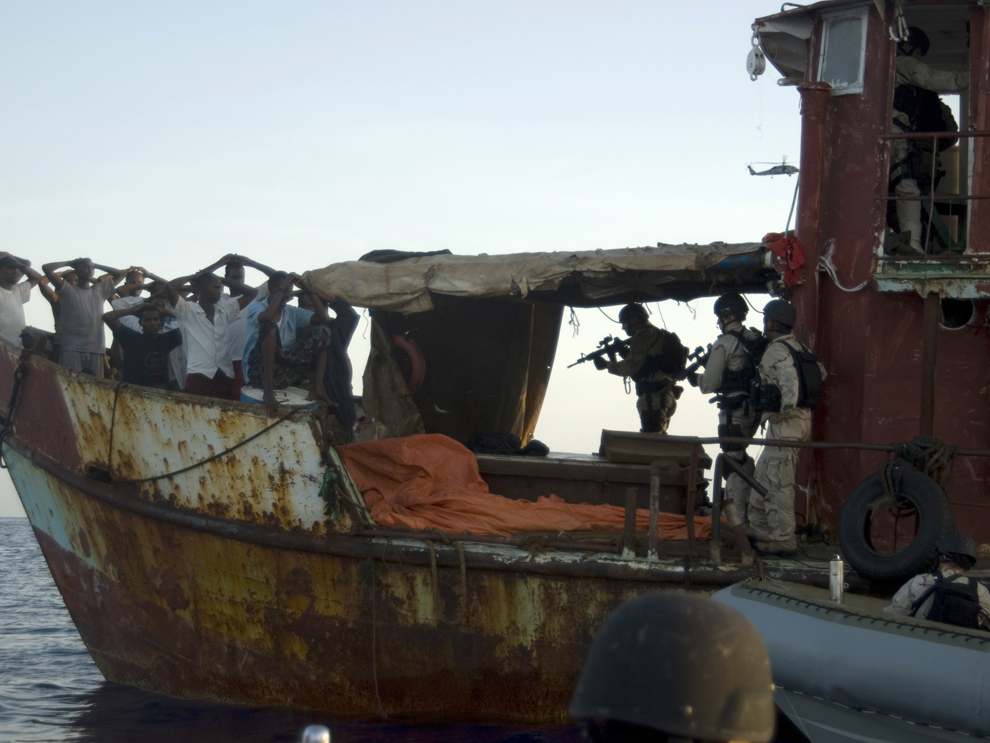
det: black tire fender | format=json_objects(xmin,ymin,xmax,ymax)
[{"xmin": 838, "ymin": 466, "xmax": 955, "ymax": 582}]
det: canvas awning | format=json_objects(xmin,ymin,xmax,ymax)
[{"xmin": 307, "ymin": 242, "xmax": 773, "ymax": 313}]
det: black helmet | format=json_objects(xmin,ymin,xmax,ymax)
[
  {"xmin": 905, "ymin": 26, "xmax": 931, "ymax": 56},
  {"xmin": 714, "ymin": 293, "xmax": 748, "ymax": 321},
  {"xmin": 618, "ymin": 303, "xmax": 649, "ymax": 325},
  {"xmin": 569, "ymin": 594, "xmax": 776, "ymax": 743},
  {"xmin": 938, "ymin": 533, "xmax": 978, "ymax": 567},
  {"xmin": 763, "ymin": 300, "xmax": 796, "ymax": 329}
]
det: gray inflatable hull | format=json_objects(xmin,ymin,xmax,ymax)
[{"xmin": 714, "ymin": 580, "xmax": 990, "ymax": 742}]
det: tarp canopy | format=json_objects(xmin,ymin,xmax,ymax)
[{"xmin": 308, "ymin": 243, "xmax": 771, "ymax": 313}]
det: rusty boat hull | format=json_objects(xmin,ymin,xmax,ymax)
[{"xmin": 1, "ymin": 343, "xmax": 828, "ymax": 721}]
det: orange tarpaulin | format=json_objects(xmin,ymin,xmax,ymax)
[{"xmin": 338, "ymin": 434, "xmax": 712, "ymax": 540}]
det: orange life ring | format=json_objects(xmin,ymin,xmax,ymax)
[{"xmin": 391, "ymin": 333, "xmax": 426, "ymax": 394}]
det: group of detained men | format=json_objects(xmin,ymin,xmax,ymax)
[{"xmin": 0, "ymin": 251, "xmax": 357, "ymax": 420}]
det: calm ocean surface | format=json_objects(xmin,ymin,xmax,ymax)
[{"xmin": 0, "ymin": 517, "xmax": 583, "ymax": 743}]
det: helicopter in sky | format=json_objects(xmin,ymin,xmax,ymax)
[{"xmin": 747, "ymin": 156, "xmax": 798, "ymax": 177}]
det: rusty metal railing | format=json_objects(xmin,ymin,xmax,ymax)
[
  {"xmin": 658, "ymin": 434, "xmax": 990, "ymax": 566},
  {"xmin": 879, "ymin": 129, "xmax": 990, "ymax": 254}
]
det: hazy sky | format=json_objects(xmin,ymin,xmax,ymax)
[{"xmin": 0, "ymin": 1, "xmax": 801, "ymax": 517}]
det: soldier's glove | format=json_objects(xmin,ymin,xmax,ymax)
[
  {"xmin": 688, "ymin": 372, "xmax": 700, "ymax": 387},
  {"xmin": 593, "ymin": 356, "xmax": 608, "ymax": 370}
]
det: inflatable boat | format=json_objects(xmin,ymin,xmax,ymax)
[{"xmin": 714, "ymin": 579, "xmax": 990, "ymax": 743}]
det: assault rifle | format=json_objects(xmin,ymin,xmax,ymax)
[
  {"xmin": 684, "ymin": 345, "xmax": 710, "ymax": 386},
  {"xmin": 568, "ymin": 335, "xmax": 629, "ymax": 368}
]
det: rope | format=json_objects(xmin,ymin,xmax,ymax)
[
  {"xmin": 597, "ymin": 306, "xmax": 618, "ymax": 323},
  {"xmin": 819, "ymin": 240, "xmax": 869, "ymax": 293},
  {"xmin": 0, "ymin": 351, "xmax": 37, "ymax": 469},
  {"xmin": 568, "ymin": 307, "xmax": 581, "ymax": 337},
  {"xmin": 113, "ymin": 405, "xmax": 310, "ymax": 483},
  {"xmin": 877, "ymin": 435, "xmax": 958, "ymax": 517}
]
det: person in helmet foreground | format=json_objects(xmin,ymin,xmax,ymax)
[
  {"xmin": 595, "ymin": 302, "xmax": 681, "ymax": 433},
  {"xmin": 570, "ymin": 593, "xmax": 776, "ymax": 743},
  {"xmin": 747, "ymin": 300, "xmax": 826, "ymax": 558},
  {"xmin": 697, "ymin": 293, "xmax": 764, "ymax": 565},
  {"xmin": 885, "ymin": 532, "xmax": 990, "ymax": 630}
]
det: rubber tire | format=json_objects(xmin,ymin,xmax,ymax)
[{"xmin": 839, "ymin": 467, "xmax": 956, "ymax": 582}]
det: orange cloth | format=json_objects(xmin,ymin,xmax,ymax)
[{"xmin": 338, "ymin": 433, "xmax": 712, "ymax": 540}]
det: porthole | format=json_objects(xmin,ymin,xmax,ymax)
[{"xmin": 939, "ymin": 298, "xmax": 975, "ymax": 330}]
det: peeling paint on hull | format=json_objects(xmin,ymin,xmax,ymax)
[
  {"xmin": 11, "ymin": 444, "xmax": 657, "ymax": 721},
  {"xmin": 1, "ymin": 345, "xmax": 832, "ymax": 721}
]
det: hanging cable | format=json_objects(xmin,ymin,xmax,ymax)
[
  {"xmin": 568, "ymin": 307, "xmax": 581, "ymax": 336},
  {"xmin": 819, "ymin": 241, "xmax": 869, "ymax": 293},
  {"xmin": 784, "ymin": 173, "xmax": 801, "ymax": 236},
  {"xmin": 597, "ymin": 307, "xmax": 618, "ymax": 323},
  {"xmin": 654, "ymin": 303, "xmax": 667, "ymax": 329},
  {"xmin": 743, "ymin": 295, "xmax": 764, "ymax": 315}
]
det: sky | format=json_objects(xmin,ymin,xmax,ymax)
[{"xmin": 0, "ymin": 0, "xmax": 802, "ymax": 517}]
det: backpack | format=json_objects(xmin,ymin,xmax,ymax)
[
  {"xmin": 783, "ymin": 342, "xmax": 823, "ymax": 409},
  {"xmin": 720, "ymin": 329, "xmax": 768, "ymax": 394},
  {"xmin": 634, "ymin": 327, "xmax": 689, "ymax": 379},
  {"xmin": 910, "ymin": 573, "xmax": 983, "ymax": 630},
  {"xmin": 656, "ymin": 329, "xmax": 688, "ymax": 376}
]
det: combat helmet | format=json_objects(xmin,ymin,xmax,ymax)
[
  {"xmin": 905, "ymin": 26, "xmax": 931, "ymax": 56},
  {"xmin": 714, "ymin": 293, "xmax": 748, "ymax": 321},
  {"xmin": 763, "ymin": 299, "xmax": 796, "ymax": 329},
  {"xmin": 938, "ymin": 533, "xmax": 978, "ymax": 568},
  {"xmin": 569, "ymin": 593, "xmax": 776, "ymax": 743},
  {"xmin": 618, "ymin": 303, "xmax": 649, "ymax": 325}
]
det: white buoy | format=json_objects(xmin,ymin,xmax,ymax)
[{"xmin": 300, "ymin": 724, "xmax": 331, "ymax": 743}]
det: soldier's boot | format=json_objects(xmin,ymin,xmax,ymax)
[
  {"xmin": 731, "ymin": 524, "xmax": 755, "ymax": 566},
  {"xmin": 723, "ymin": 503, "xmax": 755, "ymax": 567}
]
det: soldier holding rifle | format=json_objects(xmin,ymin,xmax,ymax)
[
  {"xmin": 690, "ymin": 293, "xmax": 765, "ymax": 564},
  {"xmin": 577, "ymin": 303, "xmax": 685, "ymax": 434}
]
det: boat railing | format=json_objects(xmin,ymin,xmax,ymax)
[
  {"xmin": 878, "ymin": 129, "xmax": 990, "ymax": 255},
  {"xmin": 650, "ymin": 434, "xmax": 990, "ymax": 565}
]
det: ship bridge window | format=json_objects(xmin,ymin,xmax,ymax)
[
  {"xmin": 882, "ymin": 8, "xmax": 971, "ymax": 257},
  {"xmin": 818, "ymin": 6, "xmax": 868, "ymax": 95}
]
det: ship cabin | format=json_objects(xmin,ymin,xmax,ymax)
[{"xmin": 752, "ymin": 0, "xmax": 990, "ymax": 543}]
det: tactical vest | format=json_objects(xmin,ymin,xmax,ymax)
[
  {"xmin": 910, "ymin": 573, "xmax": 983, "ymax": 630},
  {"xmin": 718, "ymin": 329, "xmax": 767, "ymax": 395}
]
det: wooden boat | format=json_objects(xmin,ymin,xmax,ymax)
[{"xmin": 2, "ymin": 244, "xmax": 838, "ymax": 722}]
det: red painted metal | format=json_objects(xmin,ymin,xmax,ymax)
[
  {"xmin": 757, "ymin": 0, "xmax": 990, "ymax": 538},
  {"xmin": 795, "ymin": 81, "xmax": 832, "ymax": 351}
]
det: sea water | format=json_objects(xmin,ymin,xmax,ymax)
[{"xmin": 0, "ymin": 518, "xmax": 582, "ymax": 743}]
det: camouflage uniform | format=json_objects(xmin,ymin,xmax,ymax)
[
  {"xmin": 699, "ymin": 322, "xmax": 762, "ymax": 527},
  {"xmin": 747, "ymin": 334, "xmax": 826, "ymax": 550},
  {"xmin": 607, "ymin": 324, "xmax": 676, "ymax": 433},
  {"xmin": 890, "ymin": 55, "xmax": 967, "ymax": 253}
]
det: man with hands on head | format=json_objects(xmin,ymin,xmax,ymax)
[
  {"xmin": 42, "ymin": 258, "xmax": 131, "ymax": 377},
  {"xmin": 221, "ymin": 254, "xmax": 276, "ymax": 400},
  {"xmin": 244, "ymin": 271, "xmax": 333, "ymax": 412},
  {"xmin": 103, "ymin": 302, "xmax": 183, "ymax": 390},
  {"xmin": 165, "ymin": 255, "xmax": 257, "ymax": 399},
  {"xmin": 0, "ymin": 252, "xmax": 44, "ymax": 348}
]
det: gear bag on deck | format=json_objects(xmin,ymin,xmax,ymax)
[{"xmin": 910, "ymin": 573, "xmax": 983, "ymax": 630}]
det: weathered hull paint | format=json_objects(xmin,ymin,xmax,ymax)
[
  {"xmin": 2, "ymin": 346, "xmax": 833, "ymax": 721},
  {"xmin": 9, "ymin": 443, "xmax": 661, "ymax": 720}
]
